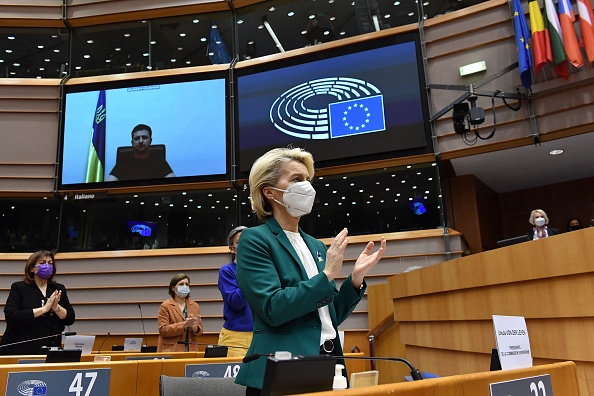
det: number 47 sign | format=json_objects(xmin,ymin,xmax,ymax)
[{"xmin": 6, "ymin": 368, "xmax": 110, "ymax": 396}]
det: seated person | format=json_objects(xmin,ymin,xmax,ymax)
[
  {"xmin": 527, "ymin": 209, "xmax": 558, "ymax": 240},
  {"xmin": 567, "ymin": 217, "xmax": 583, "ymax": 232},
  {"xmin": 106, "ymin": 124, "xmax": 175, "ymax": 181}
]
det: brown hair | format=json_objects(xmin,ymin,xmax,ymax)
[
  {"xmin": 168, "ymin": 273, "xmax": 190, "ymax": 298},
  {"xmin": 24, "ymin": 250, "xmax": 56, "ymax": 285}
]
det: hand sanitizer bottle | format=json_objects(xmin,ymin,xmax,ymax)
[{"xmin": 332, "ymin": 364, "xmax": 347, "ymax": 390}]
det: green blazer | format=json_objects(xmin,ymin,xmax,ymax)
[{"xmin": 234, "ymin": 218, "xmax": 365, "ymax": 390}]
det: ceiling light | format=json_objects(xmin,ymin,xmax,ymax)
[
  {"xmin": 408, "ymin": 12, "xmax": 415, "ymax": 16},
  {"xmin": 549, "ymin": 149, "xmax": 564, "ymax": 155},
  {"xmin": 288, "ymin": 12, "xmax": 294, "ymax": 17},
  {"xmin": 87, "ymin": 40, "xmax": 93, "ymax": 44},
  {"xmin": 124, "ymin": 33, "xmax": 130, "ymax": 37},
  {"xmin": 193, "ymin": 19, "xmax": 199, "ymax": 23},
  {"xmin": 180, "ymin": 33, "xmax": 186, "ymax": 37},
  {"xmin": 8, "ymin": 36, "xmax": 14, "ymax": 40},
  {"xmin": 38, "ymin": 45, "xmax": 44, "ymax": 49}
]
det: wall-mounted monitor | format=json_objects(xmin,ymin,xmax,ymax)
[
  {"xmin": 235, "ymin": 32, "xmax": 432, "ymax": 174},
  {"xmin": 127, "ymin": 220, "xmax": 158, "ymax": 237},
  {"xmin": 59, "ymin": 71, "xmax": 229, "ymax": 190}
]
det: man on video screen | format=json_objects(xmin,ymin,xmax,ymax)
[{"xmin": 106, "ymin": 124, "xmax": 175, "ymax": 181}]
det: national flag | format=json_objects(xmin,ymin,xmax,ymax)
[
  {"xmin": 529, "ymin": 0, "xmax": 553, "ymax": 75},
  {"xmin": 328, "ymin": 95, "xmax": 386, "ymax": 138},
  {"xmin": 207, "ymin": 20, "xmax": 232, "ymax": 64},
  {"xmin": 558, "ymin": 0, "xmax": 584, "ymax": 67},
  {"xmin": 577, "ymin": 0, "xmax": 594, "ymax": 63},
  {"xmin": 85, "ymin": 90, "xmax": 106, "ymax": 183},
  {"xmin": 543, "ymin": 0, "xmax": 570, "ymax": 78},
  {"xmin": 511, "ymin": 0, "xmax": 533, "ymax": 89}
]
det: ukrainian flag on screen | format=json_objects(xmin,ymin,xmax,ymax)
[{"xmin": 328, "ymin": 95, "xmax": 385, "ymax": 138}]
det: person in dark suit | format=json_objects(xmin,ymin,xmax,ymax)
[
  {"xmin": 106, "ymin": 124, "xmax": 175, "ymax": 181},
  {"xmin": 234, "ymin": 147, "xmax": 386, "ymax": 395},
  {"xmin": 157, "ymin": 273, "xmax": 203, "ymax": 352},
  {"xmin": 0, "ymin": 250, "xmax": 75, "ymax": 355},
  {"xmin": 527, "ymin": 209, "xmax": 559, "ymax": 240}
]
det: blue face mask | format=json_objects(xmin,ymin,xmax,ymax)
[{"xmin": 176, "ymin": 285, "xmax": 190, "ymax": 298}]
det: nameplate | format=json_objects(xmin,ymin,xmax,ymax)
[
  {"xmin": 492, "ymin": 315, "xmax": 533, "ymax": 370},
  {"xmin": 185, "ymin": 363, "xmax": 241, "ymax": 378},
  {"xmin": 6, "ymin": 368, "xmax": 110, "ymax": 396},
  {"xmin": 490, "ymin": 374, "xmax": 553, "ymax": 396}
]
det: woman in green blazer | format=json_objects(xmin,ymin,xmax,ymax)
[{"xmin": 235, "ymin": 147, "xmax": 386, "ymax": 395}]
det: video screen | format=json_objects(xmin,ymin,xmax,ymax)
[
  {"xmin": 127, "ymin": 220, "xmax": 158, "ymax": 237},
  {"xmin": 236, "ymin": 32, "xmax": 431, "ymax": 174},
  {"xmin": 60, "ymin": 74, "xmax": 228, "ymax": 189}
]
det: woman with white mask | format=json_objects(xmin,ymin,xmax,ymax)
[
  {"xmin": 157, "ymin": 273, "xmax": 203, "ymax": 352},
  {"xmin": 234, "ymin": 147, "xmax": 386, "ymax": 395},
  {"xmin": 527, "ymin": 209, "xmax": 559, "ymax": 240}
]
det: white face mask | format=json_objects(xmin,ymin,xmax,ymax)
[
  {"xmin": 176, "ymin": 285, "xmax": 190, "ymax": 298},
  {"xmin": 271, "ymin": 181, "xmax": 316, "ymax": 218},
  {"xmin": 534, "ymin": 217, "xmax": 546, "ymax": 227}
]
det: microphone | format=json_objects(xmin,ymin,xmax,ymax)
[
  {"xmin": 0, "ymin": 331, "xmax": 77, "ymax": 350},
  {"xmin": 97, "ymin": 332, "xmax": 111, "ymax": 354},
  {"xmin": 242, "ymin": 352, "xmax": 274, "ymax": 363},
  {"xmin": 296, "ymin": 354, "xmax": 423, "ymax": 381},
  {"xmin": 177, "ymin": 341, "xmax": 249, "ymax": 349},
  {"xmin": 138, "ymin": 304, "xmax": 147, "ymax": 347}
]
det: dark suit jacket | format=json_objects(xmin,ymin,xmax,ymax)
[
  {"xmin": 157, "ymin": 297, "xmax": 203, "ymax": 352},
  {"xmin": 527, "ymin": 226, "xmax": 559, "ymax": 240},
  {"xmin": 0, "ymin": 281, "xmax": 75, "ymax": 355},
  {"xmin": 234, "ymin": 218, "xmax": 365, "ymax": 390}
]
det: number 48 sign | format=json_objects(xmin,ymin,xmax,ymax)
[
  {"xmin": 490, "ymin": 374, "xmax": 553, "ymax": 396},
  {"xmin": 7, "ymin": 368, "xmax": 110, "ymax": 396}
]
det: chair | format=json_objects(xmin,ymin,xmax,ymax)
[
  {"xmin": 159, "ymin": 375, "xmax": 245, "ymax": 396},
  {"xmin": 116, "ymin": 144, "xmax": 166, "ymax": 162}
]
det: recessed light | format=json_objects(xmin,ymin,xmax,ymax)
[{"xmin": 549, "ymin": 149, "xmax": 564, "ymax": 155}]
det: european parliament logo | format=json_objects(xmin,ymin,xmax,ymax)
[
  {"xmin": 270, "ymin": 77, "xmax": 386, "ymax": 140},
  {"xmin": 17, "ymin": 380, "xmax": 47, "ymax": 395}
]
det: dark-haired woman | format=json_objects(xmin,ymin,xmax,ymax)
[
  {"xmin": 0, "ymin": 250, "xmax": 75, "ymax": 355},
  {"xmin": 157, "ymin": 273, "xmax": 203, "ymax": 352}
]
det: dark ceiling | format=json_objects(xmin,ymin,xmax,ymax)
[{"xmin": 0, "ymin": 0, "xmax": 484, "ymax": 79}]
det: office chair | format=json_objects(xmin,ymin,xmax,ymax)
[
  {"xmin": 159, "ymin": 375, "xmax": 245, "ymax": 396},
  {"xmin": 115, "ymin": 144, "xmax": 166, "ymax": 162}
]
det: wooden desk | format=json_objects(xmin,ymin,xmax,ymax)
[
  {"xmin": 297, "ymin": 361, "xmax": 580, "ymax": 396},
  {"xmin": 0, "ymin": 353, "xmax": 367, "ymax": 396}
]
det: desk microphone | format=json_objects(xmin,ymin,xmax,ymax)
[
  {"xmin": 138, "ymin": 304, "xmax": 147, "ymax": 347},
  {"xmin": 298, "ymin": 354, "xmax": 424, "ymax": 381},
  {"xmin": 0, "ymin": 331, "xmax": 77, "ymax": 350},
  {"xmin": 242, "ymin": 352, "xmax": 275, "ymax": 363},
  {"xmin": 97, "ymin": 332, "xmax": 111, "ymax": 354},
  {"xmin": 241, "ymin": 352, "xmax": 423, "ymax": 381},
  {"xmin": 177, "ymin": 341, "xmax": 249, "ymax": 349}
]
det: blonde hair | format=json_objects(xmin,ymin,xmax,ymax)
[
  {"xmin": 249, "ymin": 147, "xmax": 315, "ymax": 222},
  {"xmin": 529, "ymin": 209, "xmax": 549, "ymax": 225}
]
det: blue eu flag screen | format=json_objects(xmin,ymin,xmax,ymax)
[{"xmin": 328, "ymin": 95, "xmax": 386, "ymax": 138}]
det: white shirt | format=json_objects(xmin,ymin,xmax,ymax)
[{"xmin": 284, "ymin": 230, "xmax": 336, "ymax": 345}]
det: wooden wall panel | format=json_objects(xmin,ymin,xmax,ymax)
[{"xmin": 386, "ymin": 228, "xmax": 594, "ymax": 395}]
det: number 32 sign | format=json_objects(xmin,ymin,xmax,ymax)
[{"xmin": 490, "ymin": 374, "xmax": 553, "ymax": 396}]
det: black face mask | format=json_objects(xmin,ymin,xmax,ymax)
[{"xmin": 569, "ymin": 225, "xmax": 582, "ymax": 231}]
